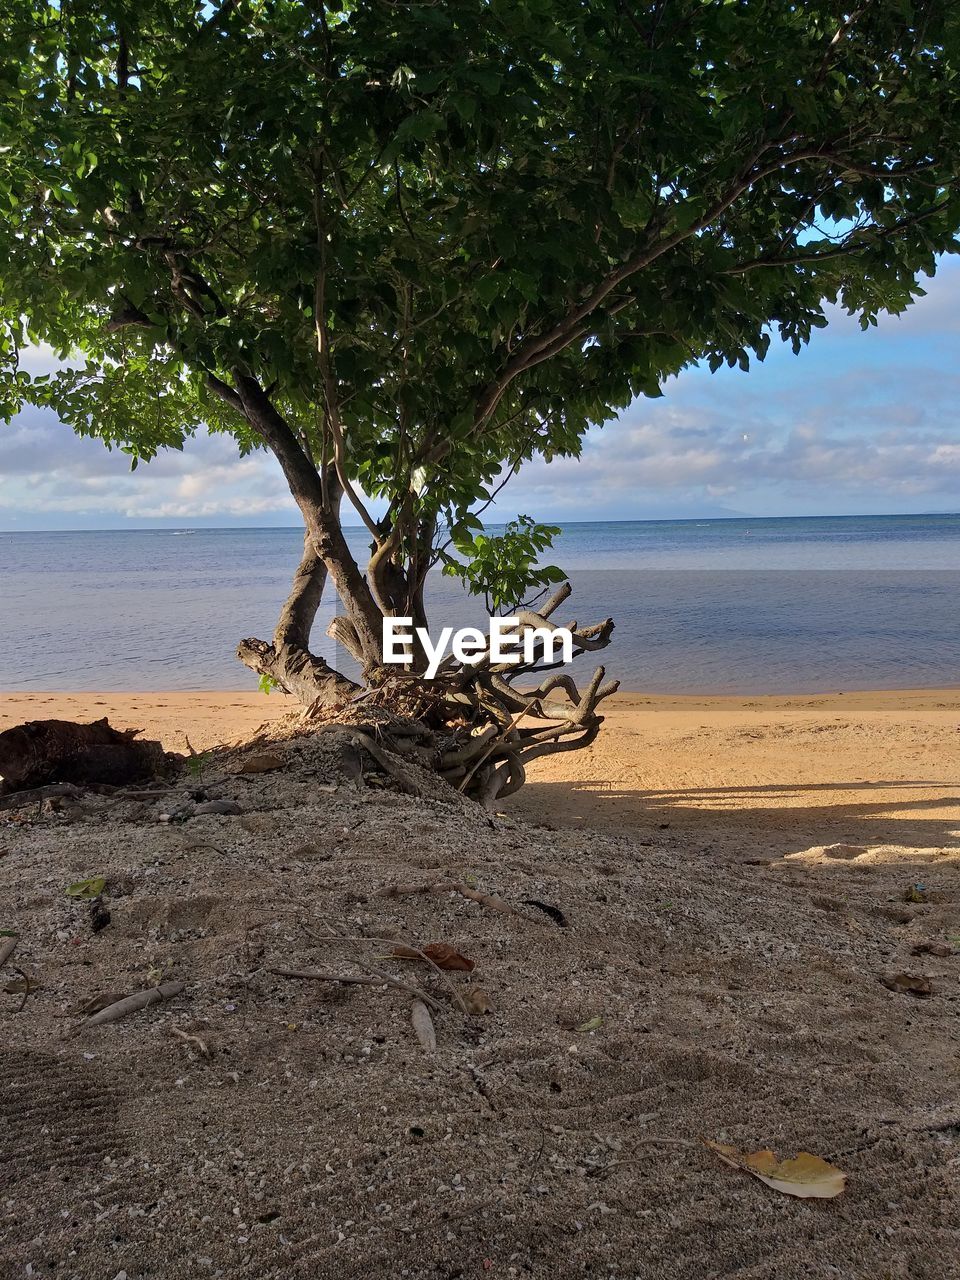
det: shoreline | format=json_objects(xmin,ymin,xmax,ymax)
[{"xmin": 2, "ymin": 687, "xmax": 957, "ymax": 855}]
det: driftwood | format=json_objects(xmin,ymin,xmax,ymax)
[
  {"xmin": 82, "ymin": 980, "xmax": 185, "ymax": 1028},
  {"xmin": 0, "ymin": 718, "xmax": 175, "ymax": 796}
]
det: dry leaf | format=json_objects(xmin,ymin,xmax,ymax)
[
  {"xmin": 882, "ymin": 972, "xmax": 933, "ymax": 997},
  {"xmin": 464, "ymin": 988, "xmax": 494, "ymax": 1016},
  {"xmin": 410, "ymin": 999, "xmax": 436, "ymax": 1052},
  {"xmin": 392, "ymin": 942, "xmax": 475, "ymax": 972},
  {"xmin": 238, "ymin": 753, "xmax": 285, "ymax": 774},
  {"xmin": 705, "ymin": 1141, "xmax": 846, "ymax": 1199}
]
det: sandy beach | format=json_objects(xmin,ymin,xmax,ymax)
[
  {"xmin": 3, "ymin": 688, "xmax": 960, "ymax": 1278},
  {"xmin": 3, "ymin": 686, "xmax": 958, "ymax": 856}
]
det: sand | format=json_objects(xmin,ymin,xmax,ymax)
[
  {"xmin": 2, "ymin": 690, "xmax": 959, "ymax": 1278},
  {"xmin": 3, "ymin": 687, "xmax": 958, "ymax": 858}
]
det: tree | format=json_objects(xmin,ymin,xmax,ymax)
[{"xmin": 2, "ymin": 0, "xmax": 959, "ymax": 802}]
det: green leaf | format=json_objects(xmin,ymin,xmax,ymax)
[{"xmin": 66, "ymin": 877, "xmax": 106, "ymax": 899}]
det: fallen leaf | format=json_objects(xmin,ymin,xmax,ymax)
[
  {"xmin": 704, "ymin": 1141, "xmax": 847, "ymax": 1199},
  {"xmin": 575, "ymin": 1016, "xmax": 603, "ymax": 1033},
  {"xmin": 392, "ymin": 942, "xmax": 475, "ymax": 972},
  {"xmin": 237, "ymin": 753, "xmax": 285, "ymax": 774},
  {"xmin": 464, "ymin": 988, "xmax": 494, "ymax": 1016},
  {"xmin": 882, "ymin": 972, "xmax": 933, "ymax": 997},
  {"xmin": 911, "ymin": 942, "xmax": 954, "ymax": 958},
  {"xmin": 410, "ymin": 999, "xmax": 436, "ymax": 1052},
  {"xmin": 66, "ymin": 876, "xmax": 106, "ymax": 899}
]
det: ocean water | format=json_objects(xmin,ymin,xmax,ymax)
[{"xmin": 1, "ymin": 514, "xmax": 958, "ymax": 693}]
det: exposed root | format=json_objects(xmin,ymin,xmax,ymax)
[{"xmin": 240, "ymin": 582, "xmax": 616, "ymax": 806}]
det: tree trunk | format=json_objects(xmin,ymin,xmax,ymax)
[{"xmin": 237, "ymin": 527, "xmax": 361, "ymax": 709}]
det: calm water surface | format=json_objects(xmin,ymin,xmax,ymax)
[{"xmin": 1, "ymin": 514, "xmax": 958, "ymax": 693}]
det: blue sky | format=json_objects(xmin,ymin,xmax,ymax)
[{"xmin": 1, "ymin": 260, "xmax": 957, "ymax": 530}]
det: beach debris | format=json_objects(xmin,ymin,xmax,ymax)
[
  {"xmin": 194, "ymin": 799, "xmax": 243, "ymax": 816},
  {"xmin": 704, "ymin": 1141, "xmax": 847, "ymax": 1199},
  {"xmin": 575, "ymin": 1016, "xmax": 604, "ymax": 1033},
  {"xmin": 392, "ymin": 942, "xmax": 475, "ymax": 971},
  {"xmin": 521, "ymin": 898, "xmax": 568, "ymax": 927},
  {"xmin": 882, "ymin": 972, "xmax": 934, "ymax": 997},
  {"xmin": 271, "ymin": 966, "xmax": 444, "ymax": 1013},
  {"xmin": 911, "ymin": 941, "xmax": 955, "ymax": 957},
  {"xmin": 377, "ymin": 879, "xmax": 519, "ymax": 917},
  {"xmin": 903, "ymin": 883, "xmax": 928, "ymax": 903},
  {"xmin": 0, "ymin": 717, "xmax": 172, "ymax": 793},
  {"xmin": 237, "ymin": 753, "xmax": 286, "ymax": 774},
  {"xmin": 3, "ymin": 969, "xmax": 37, "ymax": 1012},
  {"xmin": 172, "ymin": 1027, "xmax": 213, "ymax": 1059},
  {"xmin": 0, "ymin": 933, "xmax": 18, "ymax": 969},
  {"xmin": 66, "ymin": 875, "xmax": 106, "ymax": 899},
  {"xmin": 76, "ymin": 991, "xmax": 129, "ymax": 1017},
  {"xmin": 410, "ymin": 999, "xmax": 437, "ymax": 1053},
  {"xmin": 82, "ymin": 980, "xmax": 185, "ymax": 1028},
  {"xmin": 464, "ymin": 988, "xmax": 494, "ymax": 1016},
  {"xmin": 89, "ymin": 895, "xmax": 111, "ymax": 933},
  {"xmin": 351, "ymin": 732, "xmax": 423, "ymax": 797}
]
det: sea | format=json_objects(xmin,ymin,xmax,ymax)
[{"xmin": 1, "ymin": 513, "xmax": 958, "ymax": 694}]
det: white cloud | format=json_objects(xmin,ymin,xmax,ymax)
[{"xmin": 2, "ymin": 260, "xmax": 959, "ymax": 525}]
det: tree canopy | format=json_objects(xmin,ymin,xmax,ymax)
[{"xmin": 2, "ymin": 1, "xmax": 959, "ymax": 798}]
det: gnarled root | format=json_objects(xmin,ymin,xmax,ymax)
[
  {"xmin": 239, "ymin": 581, "xmax": 616, "ymax": 807},
  {"xmin": 349, "ymin": 583, "xmax": 618, "ymax": 807}
]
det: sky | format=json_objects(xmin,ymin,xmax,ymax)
[{"xmin": 1, "ymin": 259, "xmax": 957, "ymax": 530}]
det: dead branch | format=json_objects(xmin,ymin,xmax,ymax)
[
  {"xmin": 82, "ymin": 981, "xmax": 185, "ymax": 1028},
  {"xmin": 270, "ymin": 966, "xmax": 444, "ymax": 1012}
]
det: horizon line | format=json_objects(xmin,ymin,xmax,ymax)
[{"xmin": 2, "ymin": 509, "xmax": 959, "ymax": 535}]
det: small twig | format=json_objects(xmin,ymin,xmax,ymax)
[
  {"xmin": 597, "ymin": 1138, "xmax": 699, "ymax": 1173},
  {"xmin": 376, "ymin": 879, "xmax": 522, "ymax": 918},
  {"xmin": 111, "ymin": 788, "xmax": 177, "ymax": 802},
  {"xmin": 171, "ymin": 1027, "xmax": 213, "ymax": 1059},
  {"xmin": 0, "ymin": 783, "xmax": 85, "ymax": 812},
  {"xmin": 11, "ymin": 966, "xmax": 32, "ymax": 1014},
  {"xmin": 270, "ymin": 967, "xmax": 444, "ymax": 1013}
]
